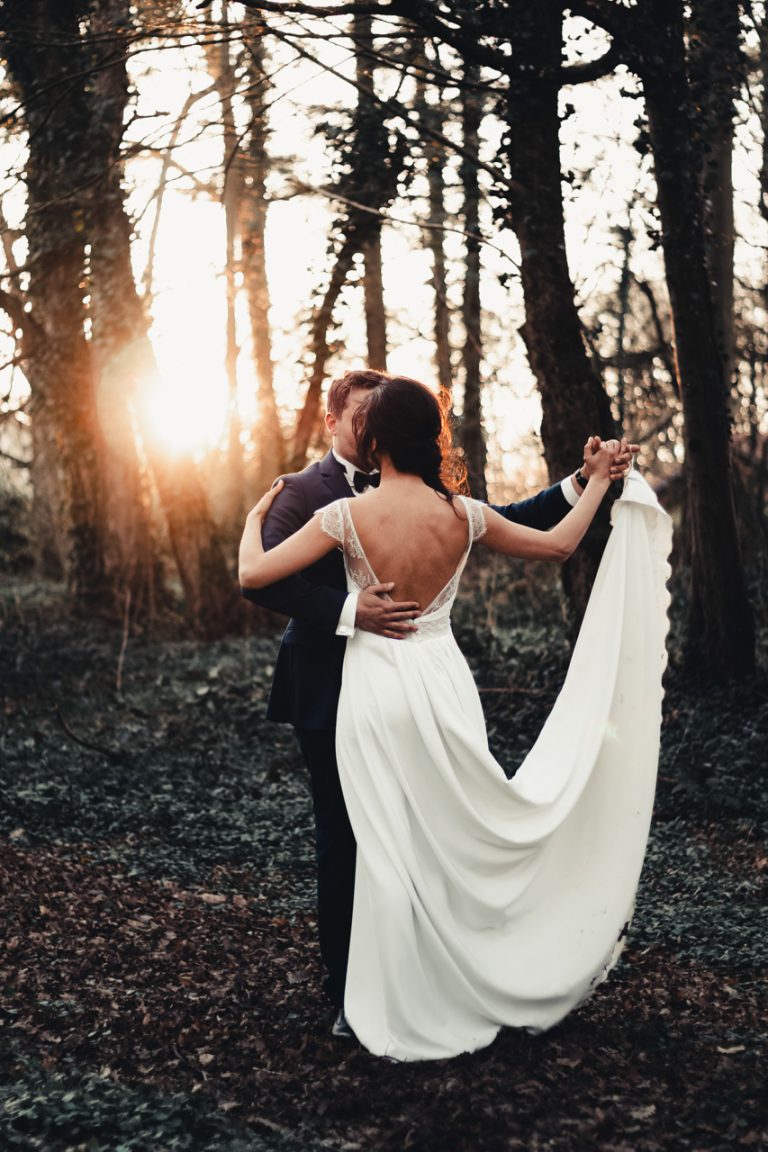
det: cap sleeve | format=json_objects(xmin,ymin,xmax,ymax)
[
  {"xmin": 464, "ymin": 496, "xmax": 487, "ymax": 543},
  {"xmin": 313, "ymin": 499, "xmax": 345, "ymax": 545}
]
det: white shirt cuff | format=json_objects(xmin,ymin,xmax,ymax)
[
  {"xmin": 335, "ymin": 591, "xmax": 359, "ymax": 637},
  {"xmin": 561, "ymin": 476, "xmax": 580, "ymax": 507}
]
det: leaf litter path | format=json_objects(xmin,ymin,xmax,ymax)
[{"xmin": 1, "ymin": 583, "xmax": 766, "ymax": 1150}]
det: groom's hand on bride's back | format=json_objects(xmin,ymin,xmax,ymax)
[{"xmin": 356, "ymin": 584, "xmax": 421, "ymax": 639}]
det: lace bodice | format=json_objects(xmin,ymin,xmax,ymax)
[{"xmin": 314, "ymin": 494, "xmax": 487, "ymax": 640}]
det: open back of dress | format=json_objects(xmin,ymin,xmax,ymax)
[{"xmin": 314, "ymin": 474, "xmax": 672, "ymax": 1062}]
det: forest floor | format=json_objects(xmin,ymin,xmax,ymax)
[{"xmin": 0, "ymin": 572, "xmax": 766, "ymax": 1152}]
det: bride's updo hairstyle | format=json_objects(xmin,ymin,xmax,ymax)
[{"xmin": 352, "ymin": 374, "xmax": 466, "ymax": 499}]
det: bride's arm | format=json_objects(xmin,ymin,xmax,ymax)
[
  {"xmin": 239, "ymin": 481, "xmax": 338, "ymax": 589},
  {"xmin": 480, "ymin": 442, "xmax": 615, "ymax": 562}
]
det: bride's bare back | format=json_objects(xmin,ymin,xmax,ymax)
[{"xmin": 347, "ymin": 479, "xmax": 472, "ymax": 610}]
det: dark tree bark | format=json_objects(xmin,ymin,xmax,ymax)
[
  {"xmin": 688, "ymin": 0, "xmax": 742, "ymax": 387},
  {"xmin": 362, "ymin": 231, "xmax": 387, "ymax": 370},
  {"xmin": 29, "ymin": 416, "xmax": 68, "ymax": 580},
  {"xmin": 614, "ymin": 223, "xmax": 632, "ymax": 432},
  {"xmin": 0, "ymin": 217, "xmax": 65, "ymax": 577},
  {"xmin": 459, "ymin": 59, "xmax": 487, "ymax": 501},
  {"xmin": 354, "ymin": 12, "xmax": 388, "ymax": 370},
  {"xmin": 290, "ymin": 237, "xmax": 359, "ymax": 470},
  {"xmin": 636, "ymin": 0, "xmax": 753, "ymax": 676},
  {"xmin": 1, "ymin": 0, "xmax": 107, "ymax": 608},
  {"xmin": 499, "ymin": 1, "xmax": 616, "ymax": 618},
  {"xmin": 241, "ymin": 21, "xmax": 286, "ymax": 489},
  {"xmin": 413, "ymin": 49, "xmax": 453, "ymax": 406},
  {"xmin": 87, "ymin": 0, "xmax": 157, "ymax": 624},
  {"xmin": 206, "ymin": 0, "xmax": 246, "ymax": 539}
]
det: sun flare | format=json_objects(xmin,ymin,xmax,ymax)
[{"xmin": 137, "ymin": 372, "xmax": 229, "ymax": 458}]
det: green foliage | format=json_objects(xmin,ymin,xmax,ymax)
[{"xmin": 0, "ymin": 1039, "xmax": 305, "ymax": 1151}]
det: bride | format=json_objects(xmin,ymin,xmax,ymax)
[{"xmin": 239, "ymin": 376, "xmax": 671, "ymax": 1063}]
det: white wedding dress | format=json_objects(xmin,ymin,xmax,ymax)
[{"xmin": 314, "ymin": 471, "xmax": 672, "ymax": 1063}]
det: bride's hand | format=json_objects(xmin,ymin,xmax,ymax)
[
  {"xmin": 584, "ymin": 437, "xmax": 620, "ymax": 482},
  {"xmin": 247, "ymin": 478, "xmax": 284, "ymax": 521},
  {"xmin": 583, "ymin": 436, "xmax": 637, "ymax": 483}
]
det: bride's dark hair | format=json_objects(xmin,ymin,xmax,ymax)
[{"xmin": 352, "ymin": 375, "xmax": 467, "ymax": 499}]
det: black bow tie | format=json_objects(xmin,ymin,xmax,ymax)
[{"xmin": 352, "ymin": 470, "xmax": 380, "ymax": 493}]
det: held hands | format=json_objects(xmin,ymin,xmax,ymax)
[{"xmin": 582, "ymin": 436, "xmax": 638, "ymax": 483}]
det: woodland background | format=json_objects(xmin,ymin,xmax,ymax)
[{"xmin": 0, "ymin": 2, "xmax": 766, "ymax": 1150}]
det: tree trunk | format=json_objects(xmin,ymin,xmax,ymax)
[
  {"xmin": 29, "ymin": 413, "xmax": 68, "ymax": 580},
  {"xmin": 354, "ymin": 13, "xmax": 387, "ymax": 369},
  {"xmin": 241, "ymin": 21, "xmax": 285, "ymax": 489},
  {"xmin": 1, "ymin": 0, "xmax": 107, "ymax": 607},
  {"xmin": 460, "ymin": 60, "xmax": 487, "ymax": 501},
  {"xmin": 145, "ymin": 453, "xmax": 243, "ymax": 638},
  {"xmin": 207, "ymin": 1, "xmax": 245, "ymax": 539},
  {"xmin": 86, "ymin": 0, "xmax": 241, "ymax": 638},
  {"xmin": 362, "ymin": 232, "xmax": 387, "ymax": 370},
  {"xmin": 688, "ymin": 0, "xmax": 741, "ymax": 387},
  {"xmin": 640, "ymin": 0, "xmax": 754, "ymax": 675},
  {"xmin": 614, "ymin": 224, "xmax": 632, "ymax": 430},
  {"xmin": 87, "ymin": 0, "xmax": 157, "ymax": 624},
  {"xmin": 289, "ymin": 237, "xmax": 358, "ymax": 470},
  {"xmin": 0, "ymin": 214, "xmax": 66, "ymax": 579},
  {"xmin": 500, "ymin": 1, "xmax": 616, "ymax": 619},
  {"xmin": 414, "ymin": 46, "xmax": 453, "ymax": 408}
]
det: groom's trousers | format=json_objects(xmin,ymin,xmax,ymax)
[{"xmin": 295, "ymin": 727, "xmax": 357, "ymax": 1009}]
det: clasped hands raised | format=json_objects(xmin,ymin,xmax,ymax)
[{"xmin": 583, "ymin": 435, "xmax": 636, "ymax": 482}]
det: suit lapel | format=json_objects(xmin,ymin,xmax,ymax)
[{"xmin": 318, "ymin": 450, "xmax": 353, "ymax": 502}]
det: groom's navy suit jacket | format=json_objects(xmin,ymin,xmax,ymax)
[{"xmin": 241, "ymin": 450, "xmax": 572, "ymax": 730}]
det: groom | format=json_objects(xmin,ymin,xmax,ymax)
[{"xmin": 241, "ymin": 368, "xmax": 635, "ymax": 1038}]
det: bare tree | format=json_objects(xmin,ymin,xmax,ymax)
[
  {"xmin": 241, "ymin": 20, "xmax": 286, "ymax": 489},
  {"xmin": 688, "ymin": 0, "xmax": 743, "ymax": 388},
  {"xmin": 1, "ymin": 0, "xmax": 107, "ymax": 608},
  {"xmin": 459, "ymin": 58, "xmax": 487, "ymax": 501},
  {"xmin": 204, "ymin": 0, "xmax": 246, "ymax": 539},
  {"xmin": 353, "ymin": 11, "xmax": 388, "ymax": 370},
  {"xmin": 413, "ymin": 42, "xmax": 453, "ymax": 407},
  {"xmin": 572, "ymin": 0, "xmax": 754, "ymax": 676}
]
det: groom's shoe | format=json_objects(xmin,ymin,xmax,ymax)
[{"xmin": 331, "ymin": 1009, "xmax": 354, "ymax": 1039}]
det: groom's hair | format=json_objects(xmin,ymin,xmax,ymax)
[{"xmin": 327, "ymin": 369, "xmax": 391, "ymax": 418}]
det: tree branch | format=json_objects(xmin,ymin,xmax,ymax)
[
  {"xmin": 265, "ymin": 21, "xmax": 523, "ymax": 192},
  {"xmin": 227, "ymin": 0, "xmax": 514, "ymax": 73},
  {"xmin": 198, "ymin": 0, "xmax": 385, "ymax": 13},
  {"xmin": 0, "ymin": 447, "xmax": 31, "ymax": 468},
  {"xmin": 566, "ymin": 1, "xmax": 632, "ymax": 45},
  {"xmin": 283, "ymin": 178, "xmax": 520, "ymax": 267},
  {"xmin": 0, "ymin": 286, "xmax": 28, "ymax": 333},
  {"xmin": 560, "ymin": 41, "xmax": 623, "ymax": 85}
]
